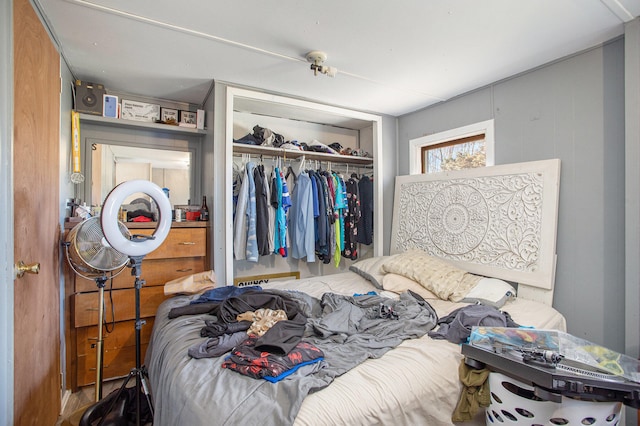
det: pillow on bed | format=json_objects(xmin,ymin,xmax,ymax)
[
  {"xmin": 379, "ymin": 249, "xmax": 481, "ymax": 302},
  {"xmin": 461, "ymin": 277, "xmax": 517, "ymax": 308},
  {"xmin": 349, "ymin": 255, "xmax": 397, "ymax": 289},
  {"xmin": 381, "ymin": 273, "xmax": 438, "ymax": 299},
  {"xmin": 164, "ymin": 270, "xmax": 217, "ymax": 295}
]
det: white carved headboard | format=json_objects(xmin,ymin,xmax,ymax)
[{"xmin": 390, "ymin": 159, "xmax": 561, "ymax": 305}]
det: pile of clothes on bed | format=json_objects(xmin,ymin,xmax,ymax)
[{"xmin": 166, "ymin": 285, "xmax": 438, "ymax": 384}]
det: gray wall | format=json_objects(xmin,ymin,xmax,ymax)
[
  {"xmin": 624, "ymin": 18, "xmax": 640, "ymax": 368},
  {"xmin": 381, "ymin": 114, "xmax": 398, "ymax": 254},
  {"xmin": 397, "ymin": 38, "xmax": 626, "ymax": 352}
]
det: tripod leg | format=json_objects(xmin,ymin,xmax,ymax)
[
  {"xmin": 95, "ymin": 285, "xmax": 105, "ymax": 401},
  {"xmin": 140, "ymin": 368, "xmax": 154, "ymax": 416}
]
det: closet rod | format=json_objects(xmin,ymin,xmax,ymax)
[
  {"xmin": 232, "ymin": 143, "xmax": 373, "ymax": 166},
  {"xmin": 232, "ymin": 150, "xmax": 374, "ymax": 169},
  {"xmin": 233, "ymin": 152, "xmax": 373, "ymax": 171}
]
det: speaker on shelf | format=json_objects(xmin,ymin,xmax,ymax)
[{"xmin": 74, "ymin": 80, "xmax": 106, "ymax": 115}]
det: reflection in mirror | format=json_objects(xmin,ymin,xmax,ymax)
[{"xmin": 91, "ymin": 144, "xmax": 191, "ymax": 208}]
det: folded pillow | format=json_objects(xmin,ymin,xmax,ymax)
[
  {"xmin": 461, "ymin": 277, "xmax": 517, "ymax": 308},
  {"xmin": 380, "ymin": 249, "xmax": 480, "ymax": 302},
  {"xmin": 349, "ymin": 255, "xmax": 397, "ymax": 289},
  {"xmin": 164, "ymin": 270, "xmax": 217, "ymax": 296},
  {"xmin": 381, "ymin": 273, "xmax": 438, "ymax": 299}
]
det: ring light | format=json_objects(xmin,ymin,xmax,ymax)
[{"xmin": 101, "ymin": 180, "xmax": 171, "ymax": 257}]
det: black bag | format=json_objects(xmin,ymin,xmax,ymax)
[{"xmin": 79, "ymin": 385, "xmax": 152, "ymax": 426}]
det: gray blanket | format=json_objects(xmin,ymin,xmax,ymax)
[{"xmin": 147, "ymin": 290, "xmax": 437, "ymax": 426}]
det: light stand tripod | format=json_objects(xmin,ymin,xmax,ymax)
[
  {"xmin": 94, "ymin": 275, "xmax": 108, "ymax": 402},
  {"xmin": 103, "ymin": 254, "xmax": 153, "ymax": 426},
  {"xmin": 97, "ymin": 179, "xmax": 173, "ymax": 426}
]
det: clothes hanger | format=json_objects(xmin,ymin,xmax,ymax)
[
  {"xmin": 296, "ymin": 155, "xmax": 306, "ymax": 175},
  {"xmin": 285, "ymin": 160, "xmax": 298, "ymax": 183}
]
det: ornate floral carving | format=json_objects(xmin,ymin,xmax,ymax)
[{"xmin": 394, "ymin": 172, "xmax": 544, "ymax": 273}]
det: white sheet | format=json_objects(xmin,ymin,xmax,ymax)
[{"xmin": 260, "ymin": 272, "xmax": 566, "ymax": 425}]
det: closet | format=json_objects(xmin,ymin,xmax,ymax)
[{"xmin": 210, "ymin": 84, "xmax": 383, "ymax": 285}]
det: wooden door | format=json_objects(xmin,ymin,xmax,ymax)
[{"xmin": 13, "ymin": 0, "xmax": 61, "ymax": 424}]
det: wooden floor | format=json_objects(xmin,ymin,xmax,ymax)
[{"xmin": 56, "ymin": 378, "xmax": 127, "ymax": 426}]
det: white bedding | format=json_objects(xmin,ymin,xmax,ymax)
[
  {"xmin": 147, "ymin": 271, "xmax": 566, "ymax": 426},
  {"xmin": 263, "ymin": 273, "xmax": 565, "ymax": 426}
]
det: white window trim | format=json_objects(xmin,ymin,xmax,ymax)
[{"xmin": 409, "ymin": 119, "xmax": 495, "ymax": 175}]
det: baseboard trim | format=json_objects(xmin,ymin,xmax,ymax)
[{"xmin": 60, "ymin": 389, "xmax": 71, "ymax": 415}]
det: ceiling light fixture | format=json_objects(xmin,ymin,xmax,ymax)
[{"xmin": 306, "ymin": 51, "xmax": 337, "ymax": 77}]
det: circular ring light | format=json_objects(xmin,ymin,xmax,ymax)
[{"xmin": 101, "ymin": 180, "xmax": 171, "ymax": 257}]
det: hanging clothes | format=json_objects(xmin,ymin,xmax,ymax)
[
  {"xmin": 281, "ymin": 169, "xmax": 292, "ymax": 257},
  {"xmin": 310, "ymin": 171, "xmax": 329, "ymax": 264},
  {"xmin": 357, "ymin": 175, "xmax": 374, "ymax": 245},
  {"xmin": 272, "ymin": 167, "xmax": 289, "ymax": 257},
  {"xmin": 254, "ymin": 164, "xmax": 270, "ymax": 256},
  {"xmin": 332, "ymin": 172, "xmax": 347, "ymax": 267},
  {"xmin": 232, "ymin": 163, "xmax": 242, "ymax": 222},
  {"xmin": 323, "ymin": 171, "xmax": 337, "ymax": 265},
  {"xmin": 265, "ymin": 167, "xmax": 275, "ymax": 254},
  {"xmin": 234, "ymin": 155, "xmax": 374, "ymax": 266},
  {"xmin": 245, "ymin": 162, "xmax": 259, "ymax": 262},
  {"xmin": 342, "ymin": 176, "xmax": 361, "ymax": 260},
  {"xmin": 288, "ymin": 171, "xmax": 316, "ymax": 262},
  {"xmin": 233, "ymin": 163, "xmax": 250, "ymax": 260}
]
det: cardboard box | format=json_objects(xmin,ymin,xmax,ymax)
[{"xmin": 121, "ymin": 99, "xmax": 160, "ymax": 122}]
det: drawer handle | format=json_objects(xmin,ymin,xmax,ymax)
[
  {"xmin": 89, "ymin": 366, "xmax": 109, "ymax": 371},
  {"xmin": 179, "ymin": 242, "xmax": 196, "ymax": 245},
  {"xmin": 176, "ymin": 268, "xmax": 193, "ymax": 273}
]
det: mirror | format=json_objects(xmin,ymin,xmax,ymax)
[{"xmin": 90, "ymin": 144, "xmax": 192, "ymax": 208}]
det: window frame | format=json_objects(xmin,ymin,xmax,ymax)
[{"xmin": 408, "ymin": 119, "xmax": 495, "ymax": 175}]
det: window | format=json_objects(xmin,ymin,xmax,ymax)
[
  {"xmin": 409, "ymin": 120, "xmax": 494, "ymax": 175},
  {"xmin": 421, "ymin": 133, "xmax": 486, "ymax": 173}
]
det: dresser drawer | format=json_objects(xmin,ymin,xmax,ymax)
[
  {"xmin": 73, "ymin": 285, "xmax": 168, "ymax": 328},
  {"xmin": 76, "ymin": 318, "xmax": 154, "ymax": 386},
  {"xmin": 132, "ymin": 227, "xmax": 206, "ymax": 260},
  {"xmin": 74, "ymin": 257, "xmax": 206, "ymax": 292}
]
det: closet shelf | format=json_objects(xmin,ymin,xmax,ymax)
[
  {"xmin": 78, "ymin": 113, "xmax": 207, "ymax": 136},
  {"xmin": 232, "ymin": 143, "xmax": 373, "ymax": 166}
]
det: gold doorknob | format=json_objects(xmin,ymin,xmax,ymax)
[{"xmin": 15, "ymin": 261, "xmax": 40, "ymax": 279}]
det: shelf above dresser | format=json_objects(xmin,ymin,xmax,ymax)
[{"xmin": 78, "ymin": 113, "xmax": 207, "ymax": 136}]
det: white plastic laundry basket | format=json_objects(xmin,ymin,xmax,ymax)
[{"xmin": 486, "ymin": 372, "xmax": 622, "ymax": 425}]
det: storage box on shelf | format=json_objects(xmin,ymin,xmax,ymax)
[{"xmin": 64, "ymin": 221, "xmax": 208, "ymax": 390}]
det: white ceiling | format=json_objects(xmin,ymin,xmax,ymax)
[{"xmin": 35, "ymin": 0, "xmax": 639, "ymax": 117}]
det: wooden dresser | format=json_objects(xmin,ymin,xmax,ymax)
[{"xmin": 63, "ymin": 221, "xmax": 209, "ymax": 391}]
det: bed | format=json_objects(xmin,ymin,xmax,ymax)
[{"xmin": 145, "ymin": 159, "xmax": 564, "ymax": 425}]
